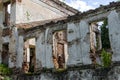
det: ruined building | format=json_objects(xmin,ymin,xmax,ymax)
[{"xmin": 0, "ymin": 0, "xmax": 120, "ymax": 80}]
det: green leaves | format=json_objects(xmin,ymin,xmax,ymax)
[
  {"xmin": 4, "ymin": 76, "xmax": 12, "ymax": 80},
  {"xmin": 0, "ymin": 64, "xmax": 12, "ymax": 75},
  {"xmin": 101, "ymin": 49, "xmax": 112, "ymax": 68}
]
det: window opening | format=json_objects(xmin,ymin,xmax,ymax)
[
  {"xmin": 2, "ymin": 43, "xmax": 9, "ymax": 66},
  {"xmin": 53, "ymin": 30, "xmax": 68, "ymax": 69},
  {"xmin": 90, "ymin": 19, "xmax": 111, "ymax": 65},
  {"xmin": 3, "ymin": 2, "xmax": 11, "ymax": 26},
  {"xmin": 23, "ymin": 38, "xmax": 36, "ymax": 73}
]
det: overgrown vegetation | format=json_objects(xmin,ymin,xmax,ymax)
[
  {"xmin": 3, "ymin": 76, "xmax": 12, "ymax": 80},
  {"xmin": 100, "ymin": 19, "xmax": 112, "ymax": 68},
  {"xmin": 101, "ymin": 49, "xmax": 112, "ymax": 68},
  {"xmin": 0, "ymin": 64, "xmax": 12, "ymax": 80},
  {"xmin": 0, "ymin": 64, "xmax": 12, "ymax": 75},
  {"xmin": 55, "ymin": 68, "xmax": 66, "ymax": 73}
]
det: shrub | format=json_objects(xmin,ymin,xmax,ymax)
[
  {"xmin": 101, "ymin": 49, "xmax": 112, "ymax": 68},
  {"xmin": 0, "ymin": 64, "xmax": 12, "ymax": 75},
  {"xmin": 4, "ymin": 76, "xmax": 12, "ymax": 80}
]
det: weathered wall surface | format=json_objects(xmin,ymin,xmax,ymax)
[
  {"xmin": 0, "ymin": 0, "xmax": 77, "ymax": 27},
  {"xmin": 11, "ymin": 66, "xmax": 120, "ymax": 80},
  {"xmin": 0, "ymin": 1, "xmax": 116, "ymax": 72},
  {"xmin": 1, "ymin": 1, "xmax": 120, "ymax": 80},
  {"xmin": 108, "ymin": 10, "xmax": 120, "ymax": 62},
  {"xmin": 35, "ymin": 28, "xmax": 54, "ymax": 69},
  {"xmin": 15, "ymin": 0, "xmax": 71, "ymax": 24},
  {"xmin": 0, "ymin": 27, "xmax": 3, "ymax": 63},
  {"xmin": 35, "ymin": 24, "xmax": 67, "ymax": 69},
  {"xmin": 25, "ymin": 21, "xmax": 91, "ymax": 70},
  {"xmin": 9, "ymin": 27, "xmax": 18, "ymax": 68},
  {"xmin": 67, "ymin": 21, "xmax": 91, "ymax": 66},
  {"xmin": 23, "ymin": 5, "xmax": 120, "ymax": 70},
  {"xmin": 82, "ymin": 9, "xmax": 120, "ymax": 63},
  {"xmin": 16, "ymin": 35, "xmax": 24, "ymax": 68}
]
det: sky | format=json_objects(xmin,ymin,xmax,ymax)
[{"xmin": 61, "ymin": 0, "xmax": 117, "ymax": 12}]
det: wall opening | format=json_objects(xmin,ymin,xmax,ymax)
[
  {"xmin": 29, "ymin": 46, "xmax": 35, "ymax": 72},
  {"xmin": 53, "ymin": 30, "xmax": 68, "ymax": 69},
  {"xmin": 23, "ymin": 38, "xmax": 36, "ymax": 73},
  {"xmin": 2, "ymin": 43, "xmax": 9, "ymax": 66},
  {"xmin": 89, "ymin": 19, "xmax": 111, "ymax": 65},
  {"xmin": 3, "ymin": 1, "xmax": 11, "ymax": 26}
]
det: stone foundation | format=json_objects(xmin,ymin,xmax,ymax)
[{"xmin": 10, "ymin": 65, "xmax": 120, "ymax": 80}]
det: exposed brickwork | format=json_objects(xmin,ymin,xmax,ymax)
[{"xmin": 2, "ymin": 28, "xmax": 12, "ymax": 37}]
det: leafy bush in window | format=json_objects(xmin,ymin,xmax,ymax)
[{"xmin": 101, "ymin": 49, "xmax": 112, "ymax": 68}]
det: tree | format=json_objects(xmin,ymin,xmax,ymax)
[{"xmin": 101, "ymin": 19, "xmax": 111, "ymax": 49}]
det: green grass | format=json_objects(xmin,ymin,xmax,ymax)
[
  {"xmin": 0, "ymin": 64, "xmax": 12, "ymax": 75},
  {"xmin": 55, "ymin": 68, "xmax": 66, "ymax": 72}
]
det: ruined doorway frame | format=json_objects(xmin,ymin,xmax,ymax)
[
  {"xmin": 23, "ymin": 38, "xmax": 36, "ymax": 73},
  {"xmin": 89, "ymin": 19, "xmax": 112, "ymax": 65},
  {"xmin": 52, "ymin": 30, "xmax": 68, "ymax": 69}
]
